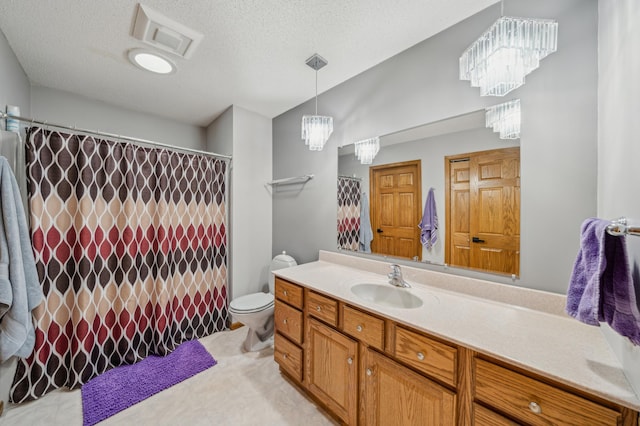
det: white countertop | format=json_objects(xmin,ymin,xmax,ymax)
[{"xmin": 273, "ymin": 253, "xmax": 640, "ymax": 411}]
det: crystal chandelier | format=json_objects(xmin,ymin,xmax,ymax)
[
  {"xmin": 354, "ymin": 137, "xmax": 380, "ymax": 164},
  {"xmin": 459, "ymin": 2, "xmax": 558, "ymax": 97},
  {"xmin": 486, "ymin": 99, "xmax": 521, "ymax": 139},
  {"xmin": 301, "ymin": 54, "xmax": 333, "ymax": 151}
]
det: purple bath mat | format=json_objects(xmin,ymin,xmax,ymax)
[{"xmin": 81, "ymin": 340, "xmax": 216, "ymax": 426}]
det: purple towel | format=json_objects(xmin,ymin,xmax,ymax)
[
  {"xmin": 418, "ymin": 188, "xmax": 438, "ymax": 249},
  {"xmin": 566, "ymin": 218, "xmax": 640, "ymax": 345}
]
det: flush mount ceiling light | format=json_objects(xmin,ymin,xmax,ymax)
[
  {"xmin": 354, "ymin": 137, "xmax": 380, "ymax": 164},
  {"xmin": 486, "ymin": 99, "xmax": 521, "ymax": 139},
  {"xmin": 301, "ymin": 54, "xmax": 333, "ymax": 151},
  {"xmin": 128, "ymin": 48, "xmax": 176, "ymax": 74},
  {"xmin": 459, "ymin": 1, "xmax": 558, "ymax": 97}
]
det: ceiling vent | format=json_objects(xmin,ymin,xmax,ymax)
[{"xmin": 131, "ymin": 4, "xmax": 203, "ymax": 59}]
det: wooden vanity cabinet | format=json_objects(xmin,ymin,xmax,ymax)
[
  {"xmin": 362, "ymin": 347, "xmax": 456, "ymax": 425},
  {"xmin": 307, "ymin": 318, "xmax": 358, "ymax": 425},
  {"xmin": 273, "ymin": 277, "xmax": 638, "ymax": 426},
  {"xmin": 273, "ymin": 278, "xmax": 304, "ymax": 383}
]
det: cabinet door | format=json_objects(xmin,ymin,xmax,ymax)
[
  {"xmin": 307, "ymin": 318, "xmax": 358, "ymax": 425},
  {"xmin": 362, "ymin": 348, "xmax": 456, "ymax": 426}
]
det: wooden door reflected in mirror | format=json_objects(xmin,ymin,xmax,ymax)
[
  {"xmin": 445, "ymin": 147, "xmax": 520, "ymax": 275},
  {"xmin": 370, "ymin": 160, "xmax": 422, "ymax": 260}
]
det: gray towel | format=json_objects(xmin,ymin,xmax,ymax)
[
  {"xmin": 0, "ymin": 156, "xmax": 43, "ymax": 362},
  {"xmin": 359, "ymin": 192, "xmax": 373, "ymax": 253}
]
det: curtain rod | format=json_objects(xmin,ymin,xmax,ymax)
[{"xmin": 0, "ymin": 112, "xmax": 232, "ymax": 161}]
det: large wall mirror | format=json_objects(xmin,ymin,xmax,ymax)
[{"xmin": 338, "ymin": 110, "xmax": 520, "ymax": 278}]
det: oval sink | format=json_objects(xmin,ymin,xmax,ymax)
[{"xmin": 351, "ymin": 283, "xmax": 423, "ymax": 309}]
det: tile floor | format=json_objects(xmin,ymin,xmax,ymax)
[{"xmin": 2, "ymin": 327, "xmax": 337, "ymax": 425}]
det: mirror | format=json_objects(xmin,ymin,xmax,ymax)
[{"xmin": 337, "ymin": 110, "xmax": 520, "ymax": 277}]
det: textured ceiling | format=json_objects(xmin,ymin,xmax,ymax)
[{"xmin": 0, "ymin": 0, "xmax": 497, "ymax": 126}]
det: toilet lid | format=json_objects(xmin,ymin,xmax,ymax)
[{"xmin": 229, "ymin": 292, "xmax": 274, "ymax": 313}]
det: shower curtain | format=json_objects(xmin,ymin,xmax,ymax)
[
  {"xmin": 10, "ymin": 127, "xmax": 229, "ymax": 403},
  {"xmin": 337, "ymin": 177, "xmax": 361, "ymax": 251}
]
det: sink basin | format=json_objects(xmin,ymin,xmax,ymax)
[{"xmin": 351, "ymin": 283, "xmax": 423, "ymax": 309}]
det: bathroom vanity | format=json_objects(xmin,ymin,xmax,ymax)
[{"xmin": 273, "ymin": 251, "xmax": 640, "ymax": 425}]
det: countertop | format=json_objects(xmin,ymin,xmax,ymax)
[{"xmin": 273, "ymin": 251, "xmax": 640, "ymax": 411}]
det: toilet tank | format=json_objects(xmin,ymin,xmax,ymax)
[{"xmin": 268, "ymin": 251, "xmax": 297, "ymax": 293}]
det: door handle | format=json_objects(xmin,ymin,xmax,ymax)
[
  {"xmin": 377, "ymin": 228, "xmax": 383, "ymax": 233},
  {"xmin": 472, "ymin": 237, "xmax": 485, "ymax": 243}
]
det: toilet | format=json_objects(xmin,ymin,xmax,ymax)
[{"xmin": 230, "ymin": 251, "xmax": 297, "ymax": 351}]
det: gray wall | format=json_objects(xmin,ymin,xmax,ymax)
[
  {"xmin": 31, "ymin": 86, "xmax": 205, "ymax": 149},
  {"xmin": 597, "ymin": 0, "xmax": 640, "ymax": 398},
  {"xmin": 273, "ymin": 0, "xmax": 598, "ymax": 294},
  {"xmin": 0, "ymin": 28, "xmax": 30, "ymax": 126},
  {"xmin": 339, "ymin": 126, "xmax": 519, "ymax": 264},
  {"xmin": 208, "ymin": 106, "xmax": 273, "ymax": 300}
]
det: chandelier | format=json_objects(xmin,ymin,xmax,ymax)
[
  {"xmin": 459, "ymin": 3, "xmax": 558, "ymax": 97},
  {"xmin": 486, "ymin": 99, "xmax": 521, "ymax": 139},
  {"xmin": 301, "ymin": 54, "xmax": 333, "ymax": 151},
  {"xmin": 354, "ymin": 137, "xmax": 380, "ymax": 164}
]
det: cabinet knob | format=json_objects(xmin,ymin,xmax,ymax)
[
  {"xmin": 366, "ymin": 368, "xmax": 372, "ymax": 376},
  {"xmin": 417, "ymin": 352, "xmax": 425, "ymax": 361},
  {"xmin": 529, "ymin": 401, "xmax": 542, "ymax": 414},
  {"xmin": 283, "ymin": 353, "xmax": 288, "ymax": 359},
  {"xmin": 347, "ymin": 357, "xmax": 353, "ymax": 365},
  {"xmin": 283, "ymin": 319, "xmax": 287, "ymax": 324},
  {"xmin": 316, "ymin": 306, "xmax": 321, "ymax": 312},
  {"xmin": 356, "ymin": 325, "xmax": 363, "ymax": 332},
  {"xmin": 283, "ymin": 290, "xmax": 288, "ymax": 296}
]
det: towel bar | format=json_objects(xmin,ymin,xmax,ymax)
[
  {"xmin": 606, "ymin": 217, "xmax": 640, "ymax": 237},
  {"xmin": 266, "ymin": 174, "xmax": 313, "ymax": 186}
]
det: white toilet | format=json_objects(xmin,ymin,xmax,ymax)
[{"xmin": 230, "ymin": 251, "xmax": 297, "ymax": 351}]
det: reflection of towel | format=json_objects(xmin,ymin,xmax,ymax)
[
  {"xmin": 359, "ymin": 193, "xmax": 373, "ymax": 253},
  {"xmin": 0, "ymin": 156, "xmax": 43, "ymax": 362},
  {"xmin": 418, "ymin": 188, "xmax": 438, "ymax": 249},
  {"xmin": 566, "ymin": 218, "xmax": 640, "ymax": 345}
]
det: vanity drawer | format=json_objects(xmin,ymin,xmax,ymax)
[
  {"xmin": 274, "ymin": 278, "xmax": 303, "ymax": 309},
  {"xmin": 274, "ymin": 332, "xmax": 303, "ymax": 382},
  {"xmin": 394, "ymin": 326, "xmax": 457, "ymax": 387},
  {"xmin": 307, "ymin": 291, "xmax": 338, "ymax": 327},
  {"xmin": 474, "ymin": 358, "xmax": 621, "ymax": 425},
  {"xmin": 274, "ymin": 300, "xmax": 303, "ymax": 344},
  {"xmin": 342, "ymin": 305, "xmax": 384, "ymax": 350},
  {"xmin": 473, "ymin": 403, "xmax": 518, "ymax": 426}
]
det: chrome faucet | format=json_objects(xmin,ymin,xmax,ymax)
[{"xmin": 388, "ymin": 264, "xmax": 410, "ymax": 288}]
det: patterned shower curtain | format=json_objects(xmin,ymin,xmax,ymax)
[
  {"xmin": 337, "ymin": 177, "xmax": 361, "ymax": 251},
  {"xmin": 10, "ymin": 127, "xmax": 229, "ymax": 402}
]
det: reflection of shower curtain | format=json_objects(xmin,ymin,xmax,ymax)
[
  {"xmin": 11, "ymin": 127, "xmax": 229, "ymax": 402},
  {"xmin": 337, "ymin": 177, "xmax": 361, "ymax": 250}
]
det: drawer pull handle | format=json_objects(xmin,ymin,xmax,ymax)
[
  {"xmin": 529, "ymin": 401, "xmax": 542, "ymax": 414},
  {"xmin": 283, "ymin": 319, "xmax": 288, "ymax": 324},
  {"xmin": 283, "ymin": 290, "xmax": 288, "ymax": 296},
  {"xmin": 356, "ymin": 325, "xmax": 363, "ymax": 332},
  {"xmin": 316, "ymin": 306, "xmax": 321, "ymax": 312},
  {"xmin": 416, "ymin": 352, "xmax": 425, "ymax": 361},
  {"xmin": 283, "ymin": 353, "xmax": 288, "ymax": 359},
  {"xmin": 366, "ymin": 368, "xmax": 372, "ymax": 376},
  {"xmin": 347, "ymin": 357, "xmax": 353, "ymax": 365}
]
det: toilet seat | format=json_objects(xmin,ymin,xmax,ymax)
[{"xmin": 229, "ymin": 292, "xmax": 274, "ymax": 314}]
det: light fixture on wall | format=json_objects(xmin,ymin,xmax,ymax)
[
  {"xmin": 459, "ymin": 1, "xmax": 558, "ymax": 97},
  {"xmin": 486, "ymin": 99, "xmax": 521, "ymax": 139},
  {"xmin": 301, "ymin": 54, "xmax": 333, "ymax": 151},
  {"xmin": 128, "ymin": 48, "xmax": 176, "ymax": 74},
  {"xmin": 354, "ymin": 137, "xmax": 380, "ymax": 164}
]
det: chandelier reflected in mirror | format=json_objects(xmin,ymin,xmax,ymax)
[
  {"xmin": 301, "ymin": 54, "xmax": 333, "ymax": 151},
  {"xmin": 354, "ymin": 137, "xmax": 380, "ymax": 164},
  {"xmin": 459, "ymin": 5, "xmax": 558, "ymax": 97},
  {"xmin": 486, "ymin": 99, "xmax": 521, "ymax": 139}
]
